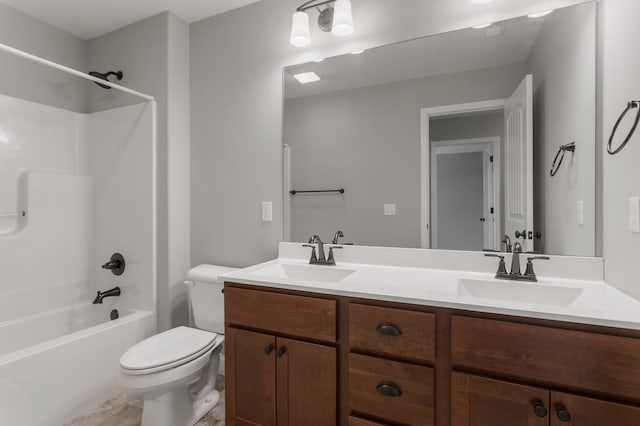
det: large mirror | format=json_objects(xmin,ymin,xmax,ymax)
[{"xmin": 283, "ymin": 2, "xmax": 597, "ymax": 256}]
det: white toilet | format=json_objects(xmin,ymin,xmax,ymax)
[{"xmin": 119, "ymin": 264, "xmax": 236, "ymax": 426}]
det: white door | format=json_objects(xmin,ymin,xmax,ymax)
[
  {"xmin": 482, "ymin": 150, "xmax": 495, "ymax": 250},
  {"xmin": 504, "ymin": 74, "xmax": 534, "ymax": 252}
]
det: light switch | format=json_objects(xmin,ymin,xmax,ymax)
[
  {"xmin": 577, "ymin": 201, "xmax": 584, "ymax": 226},
  {"xmin": 384, "ymin": 204, "xmax": 396, "ymax": 216},
  {"xmin": 629, "ymin": 197, "xmax": 640, "ymax": 233},
  {"xmin": 261, "ymin": 201, "xmax": 272, "ymax": 222}
]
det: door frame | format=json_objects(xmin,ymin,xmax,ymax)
[
  {"xmin": 420, "ymin": 99, "xmax": 507, "ymax": 248},
  {"xmin": 430, "ymin": 137, "xmax": 501, "ymax": 250}
]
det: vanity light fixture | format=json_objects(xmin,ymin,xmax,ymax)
[
  {"xmin": 293, "ymin": 71, "xmax": 321, "ymax": 84},
  {"xmin": 289, "ymin": 0, "xmax": 354, "ymax": 47},
  {"xmin": 472, "ymin": 23, "xmax": 493, "ymax": 29},
  {"xmin": 528, "ymin": 10, "xmax": 554, "ymax": 18}
]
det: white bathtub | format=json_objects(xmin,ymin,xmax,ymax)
[{"xmin": 0, "ymin": 303, "xmax": 155, "ymax": 426}]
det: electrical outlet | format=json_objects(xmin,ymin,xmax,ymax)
[
  {"xmin": 261, "ymin": 201, "xmax": 272, "ymax": 222},
  {"xmin": 384, "ymin": 204, "xmax": 396, "ymax": 216},
  {"xmin": 630, "ymin": 197, "xmax": 640, "ymax": 233}
]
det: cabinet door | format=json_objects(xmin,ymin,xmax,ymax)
[
  {"xmin": 452, "ymin": 372, "xmax": 549, "ymax": 426},
  {"xmin": 551, "ymin": 391, "xmax": 640, "ymax": 426},
  {"xmin": 275, "ymin": 337, "xmax": 336, "ymax": 426},
  {"xmin": 226, "ymin": 328, "xmax": 277, "ymax": 426}
]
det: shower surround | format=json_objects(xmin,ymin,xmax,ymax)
[{"xmin": 0, "ymin": 93, "xmax": 156, "ymax": 425}]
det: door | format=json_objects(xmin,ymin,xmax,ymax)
[
  {"xmin": 276, "ymin": 337, "xmax": 336, "ymax": 426},
  {"xmin": 451, "ymin": 372, "xmax": 549, "ymax": 426},
  {"xmin": 504, "ymin": 74, "xmax": 534, "ymax": 251},
  {"xmin": 550, "ymin": 392, "xmax": 640, "ymax": 426},
  {"xmin": 226, "ymin": 328, "xmax": 277, "ymax": 426}
]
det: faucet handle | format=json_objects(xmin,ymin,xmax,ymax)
[
  {"xmin": 485, "ymin": 253, "xmax": 508, "ymax": 277},
  {"xmin": 524, "ymin": 256, "xmax": 550, "ymax": 281},
  {"xmin": 327, "ymin": 245, "xmax": 343, "ymax": 265},
  {"xmin": 302, "ymin": 244, "xmax": 317, "ymax": 263}
]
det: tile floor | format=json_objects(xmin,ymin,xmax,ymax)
[{"xmin": 66, "ymin": 376, "xmax": 225, "ymax": 426}]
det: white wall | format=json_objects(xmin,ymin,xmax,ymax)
[
  {"xmin": 190, "ymin": 0, "xmax": 591, "ymax": 267},
  {"xmin": 87, "ymin": 12, "xmax": 191, "ymax": 330},
  {"xmin": 527, "ymin": 3, "xmax": 596, "ymax": 256},
  {"xmin": 0, "ymin": 3, "xmax": 87, "ymax": 112},
  {"xmin": 602, "ymin": 0, "xmax": 640, "ymax": 299},
  {"xmin": 284, "ymin": 65, "xmax": 522, "ymax": 247}
]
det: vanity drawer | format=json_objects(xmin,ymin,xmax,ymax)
[
  {"xmin": 349, "ymin": 416, "xmax": 390, "ymax": 426},
  {"xmin": 349, "ymin": 303, "xmax": 435, "ymax": 363},
  {"xmin": 224, "ymin": 285, "xmax": 337, "ymax": 343},
  {"xmin": 349, "ymin": 353, "xmax": 435, "ymax": 425},
  {"xmin": 451, "ymin": 315, "xmax": 640, "ymax": 400}
]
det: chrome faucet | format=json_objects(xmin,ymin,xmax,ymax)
[
  {"xmin": 485, "ymin": 243, "xmax": 549, "ymax": 282},
  {"xmin": 303, "ymin": 235, "xmax": 342, "ymax": 266},
  {"xmin": 501, "ymin": 235, "xmax": 512, "ymax": 253},
  {"xmin": 92, "ymin": 286, "xmax": 121, "ymax": 304},
  {"xmin": 332, "ymin": 230, "xmax": 344, "ymax": 244}
]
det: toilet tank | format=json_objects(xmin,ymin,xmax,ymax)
[{"xmin": 185, "ymin": 264, "xmax": 238, "ymax": 333}]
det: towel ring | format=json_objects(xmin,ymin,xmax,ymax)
[
  {"xmin": 607, "ymin": 100, "xmax": 640, "ymax": 155},
  {"xmin": 550, "ymin": 142, "xmax": 576, "ymax": 177}
]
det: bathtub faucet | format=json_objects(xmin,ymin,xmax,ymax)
[{"xmin": 93, "ymin": 286, "xmax": 121, "ymax": 304}]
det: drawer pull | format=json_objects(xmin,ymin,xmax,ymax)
[
  {"xmin": 556, "ymin": 408, "xmax": 572, "ymax": 422},
  {"xmin": 276, "ymin": 346, "xmax": 287, "ymax": 358},
  {"xmin": 376, "ymin": 323, "xmax": 403, "ymax": 336},
  {"xmin": 376, "ymin": 381, "xmax": 402, "ymax": 397},
  {"xmin": 533, "ymin": 402, "xmax": 548, "ymax": 417}
]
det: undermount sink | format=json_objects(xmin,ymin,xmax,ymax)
[
  {"xmin": 458, "ymin": 278, "xmax": 583, "ymax": 306},
  {"xmin": 249, "ymin": 263, "xmax": 355, "ymax": 283}
]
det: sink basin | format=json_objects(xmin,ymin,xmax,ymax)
[
  {"xmin": 458, "ymin": 279, "xmax": 583, "ymax": 306},
  {"xmin": 249, "ymin": 263, "xmax": 355, "ymax": 283}
]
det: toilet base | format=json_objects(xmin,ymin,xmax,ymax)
[{"xmin": 141, "ymin": 386, "xmax": 195, "ymax": 426}]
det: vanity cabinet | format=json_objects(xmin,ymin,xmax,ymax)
[
  {"xmin": 224, "ymin": 282, "xmax": 640, "ymax": 426},
  {"xmin": 224, "ymin": 286, "xmax": 337, "ymax": 426}
]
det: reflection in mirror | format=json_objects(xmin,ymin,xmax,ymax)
[{"xmin": 283, "ymin": 2, "xmax": 597, "ymax": 256}]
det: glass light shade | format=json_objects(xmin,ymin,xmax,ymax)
[
  {"xmin": 332, "ymin": 0, "xmax": 354, "ymax": 37},
  {"xmin": 290, "ymin": 11, "xmax": 311, "ymax": 47}
]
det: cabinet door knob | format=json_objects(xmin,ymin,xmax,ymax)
[
  {"xmin": 533, "ymin": 402, "xmax": 548, "ymax": 417},
  {"xmin": 276, "ymin": 346, "xmax": 287, "ymax": 357},
  {"xmin": 264, "ymin": 344, "xmax": 274, "ymax": 355},
  {"xmin": 557, "ymin": 408, "xmax": 572, "ymax": 422},
  {"xmin": 376, "ymin": 381, "xmax": 402, "ymax": 397},
  {"xmin": 376, "ymin": 323, "xmax": 403, "ymax": 336}
]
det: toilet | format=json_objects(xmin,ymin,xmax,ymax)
[{"xmin": 119, "ymin": 265, "xmax": 236, "ymax": 426}]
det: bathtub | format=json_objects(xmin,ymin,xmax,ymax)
[{"xmin": 0, "ymin": 302, "xmax": 155, "ymax": 426}]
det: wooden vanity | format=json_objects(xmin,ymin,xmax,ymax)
[{"xmin": 223, "ymin": 282, "xmax": 640, "ymax": 426}]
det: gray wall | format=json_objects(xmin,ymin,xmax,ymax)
[
  {"xmin": 527, "ymin": 3, "xmax": 596, "ymax": 256},
  {"xmin": 190, "ymin": 0, "xmax": 590, "ymax": 267},
  {"xmin": 602, "ymin": 0, "xmax": 640, "ymax": 300},
  {"xmin": 284, "ymin": 69, "xmax": 520, "ymax": 247},
  {"xmin": 436, "ymin": 152, "xmax": 484, "ymax": 251},
  {"xmin": 0, "ymin": 3, "xmax": 87, "ymax": 112},
  {"xmin": 87, "ymin": 12, "xmax": 191, "ymax": 330}
]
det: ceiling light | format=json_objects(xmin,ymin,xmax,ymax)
[
  {"xmin": 528, "ymin": 10, "xmax": 554, "ymax": 18},
  {"xmin": 472, "ymin": 23, "xmax": 493, "ymax": 29},
  {"xmin": 350, "ymin": 50, "xmax": 365, "ymax": 55},
  {"xmin": 289, "ymin": 0, "xmax": 354, "ymax": 47},
  {"xmin": 293, "ymin": 72, "xmax": 320, "ymax": 84},
  {"xmin": 470, "ymin": 0, "xmax": 493, "ymax": 4}
]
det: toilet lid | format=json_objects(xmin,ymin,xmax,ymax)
[{"xmin": 120, "ymin": 326, "xmax": 218, "ymax": 373}]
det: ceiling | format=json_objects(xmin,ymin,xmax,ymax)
[
  {"xmin": 285, "ymin": 12, "xmax": 547, "ymax": 100},
  {"xmin": 0, "ymin": 0, "xmax": 262, "ymax": 39}
]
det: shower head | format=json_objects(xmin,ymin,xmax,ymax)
[{"xmin": 88, "ymin": 70, "xmax": 123, "ymax": 89}]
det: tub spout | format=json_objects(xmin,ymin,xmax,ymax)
[{"xmin": 93, "ymin": 286, "xmax": 121, "ymax": 304}]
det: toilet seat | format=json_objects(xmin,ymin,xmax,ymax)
[{"xmin": 120, "ymin": 326, "xmax": 219, "ymax": 376}]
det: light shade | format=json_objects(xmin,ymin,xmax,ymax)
[
  {"xmin": 332, "ymin": 0, "xmax": 354, "ymax": 37},
  {"xmin": 290, "ymin": 11, "xmax": 311, "ymax": 47}
]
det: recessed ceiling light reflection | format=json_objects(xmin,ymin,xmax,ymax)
[{"xmin": 293, "ymin": 71, "xmax": 320, "ymax": 84}]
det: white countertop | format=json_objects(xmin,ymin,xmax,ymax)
[{"xmin": 220, "ymin": 243, "xmax": 640, "ymax": 331}]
